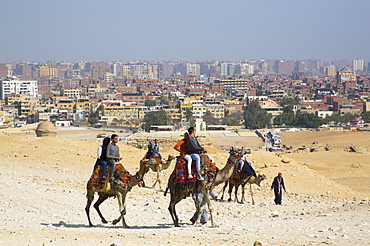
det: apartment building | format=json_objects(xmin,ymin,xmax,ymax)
[{"xmin": 0, "ymin": 79, "xmax": 38, "ymax": 100}]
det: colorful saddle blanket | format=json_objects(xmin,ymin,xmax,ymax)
[
  {"xmin": 171, "ymin": 155, "xmax": 219, "ymax": 183},
  {"xmin": 172, "ymin": 156, "xmax": 197, "ymax": 183},
  {"xmin": 90, "ymin": 163, "xmax": 131, "ymax": 189}
]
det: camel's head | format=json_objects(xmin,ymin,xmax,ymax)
[
  {"xmin": 167, "ymin": 155, "xmax": 176, "ymax": 161},
  {"xmin": 256, "ymin": 174, "xmax": 267, "ymax": 186}
]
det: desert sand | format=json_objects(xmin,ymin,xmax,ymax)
[{"xmin": 0, "ymin": 129, "xmax": 369, "ymax": 246}]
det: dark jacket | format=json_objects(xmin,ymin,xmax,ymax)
[
  {"xmin": 186, "ymin": 135, "xmax": 204, "ymax": 154},
  {"xmin": 271, "ymin": 176, "xmax": 285, "ymax": 193}
]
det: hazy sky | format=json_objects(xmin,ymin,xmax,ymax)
[{"xmin": 1, "ymin": 0, "xmax": 369, "ymax": 62}]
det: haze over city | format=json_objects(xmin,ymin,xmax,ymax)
[{"xmin": 1, "ymin": 0, "xmax": 369, "ymax": 62}]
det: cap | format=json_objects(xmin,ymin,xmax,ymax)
[{"xmin": 278, "ymin": 172, "xmax": 282, "ymax": 176}]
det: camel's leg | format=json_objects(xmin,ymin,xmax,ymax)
[
  {"xmin": 206, "ymin": 195, "xmax": 217, "ymax": 228},
  {"xmin": 168, "ymin": 196, "xmax": 181, "ymax": 227},
  {"xmin": 112, "ymin": 192, "xmax": 129, "ymax": 228},
  {"xmin": 241, "ymin": 183, "xmax": 246, "ymax": 203},
  {"xmin": 227, "ymin": 182, "xmax": 234, "ymax": 202},
  {"xmin": 234, "ymin": 183, "xmax": 241, "ymax": 203},
  {"xmin": 250, "ymin": 183, "xmax": 255, "ymax": 205},
  {"xmin": 151, "ymin": 170, "xmax": 161, "ymax": 190},
  {"xmin": 93, "ymin": 194, "xmax": 109, "ymax": 224},
  {"xmin": 85, "ymin": 186, "xmax": 95, "ymax": 227},
  {"xmin": 219, "ymin": 180, "xmax": 228, "ymax": 201}
]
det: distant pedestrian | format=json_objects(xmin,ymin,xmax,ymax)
[{"xmin": 271, "ymin": 172, "xmax": 286, "ymax": 205}]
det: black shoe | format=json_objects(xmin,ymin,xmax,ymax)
[
  {"xmin": 190, "ymin": 219, "xmax": 195, "ymax": 225},
  {"xmin": 201, "ymin": 222, "xmax": 207, "ymax": 225}
]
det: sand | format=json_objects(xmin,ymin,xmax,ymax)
[{"xmin": 0, "ymin": 130, "xmax": 369, "ymax": 245}]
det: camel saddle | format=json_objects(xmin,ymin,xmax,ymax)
[
  {"xmin": 170, "ymin": 155, "xmax": 219, "ymax": 184},
  {"xmin": 148, "ymin": 156, "xmax": 162, "ymax": 166},
  {"xmin": 90, "ymin": 163, "xmax": 131, "ymax": 191}
]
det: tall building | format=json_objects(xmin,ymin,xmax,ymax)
[
  {"xmin": 220, "ymin": 63, "xmax": 229, "ymax": 76},
  {"xmin": 325, "ymin": 65, "xmax": 336, "ymax": 77},
  {"xmin": 275, "ymin": 60, "xmax": 294, "ymax": 75},
  {"xmin": 337, "ymin": 70, "xmax": 356, "ymax": 84},
  {"xmin": 0, "ymin": 80, "xmax": 38, "ymax": 100},
  {"xmin": 0, "ymin": 64, "xmax": 9, "ymax": 79},
  {"xmin": 352, "ymin": 58, "xmax": 364, "ymax": 71},
  {"xmin": 186, "ymin": 63, "xmax": 200, "ymax": 77}
]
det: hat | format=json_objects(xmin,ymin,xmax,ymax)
[{"xmin": 278, "ymin": 172, "xmax": 282, "ymax": 176}]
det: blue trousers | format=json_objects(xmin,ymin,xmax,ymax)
[
  {"xmin": 190, "ymin": 153, "xmax": 201, "ymax": 171},
  {"xmin": 191, "ymin": 193, "xmax": 208, "ymax": 223},
  {"xmin": 107, "ymin": 159, "xmax": 116, "ymax": 179}
]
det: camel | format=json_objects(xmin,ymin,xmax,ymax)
[
  {"xmin": 164, "ymin": 147, "xmax": 246, "ymax": 227},
  {"xmin": 85, "ymin": 160, "xmax": 151, "ymax": 228},
  {"xmin": 141, "ymin": 155, "xmax": 175, "ymax": 190},
  {"xmin": 220, "ymin": 173, "xmax": 267, "ymax": 205}
]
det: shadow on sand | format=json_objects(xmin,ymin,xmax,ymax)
[{"xmin": 41, "ymin": 221, "xmax": 180, "ymax": 229}]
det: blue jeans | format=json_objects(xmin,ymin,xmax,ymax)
[
  {"xmin": 191, "ymin": 193, "xmax": 208, "ymax": 223},
  {"xmin": 190, "ymin": 153, "xmax": 200, "ymax": 172},
  {"xmin": 99, "ymin": 160, "xmax": 108, "ymax": 178},
  {"xmin": 107, "ymin": 159, "xmax": 116, "ymax": 179}
]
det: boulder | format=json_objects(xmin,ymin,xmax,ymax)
[{"xmin": 35, "ymin": 122, "xmax": 57, "ymax": 137}]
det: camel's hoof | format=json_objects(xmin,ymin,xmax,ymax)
[
  {"xmin": 194, "ymin": 223, "xmax": 202, "ymax": 227},
  {"xmin": 102, "ymin": 219, "xmax": 108, "ymax": 224},
  {"xmin": 123, "ymin": 225, "xmax": 130, "ymax": 228},
  {"xmin": 174, "ymin": 224, "xmax": 180, "ymax": 227},
  {"xmin": 227, "ymin": 198, "xmax": 231, "ymax": 202},
  {"xmin": 211, "ymin": 224, "xmax": 219, "ymax": 228},
  {"xmin": 112, "ymin": 219, "xmax": 119, "ymax": 225},
  {"xmin": 89, "ymin": 224, "xmax": 94, "ymax": 227}
]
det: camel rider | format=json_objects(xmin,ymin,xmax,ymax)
[
  {"xmin": 150, "ymin": 139, "xmax": 162, "ymax": 159},
  {"xmin": 239, "ymin": 154, "xmax": 257, "ymax": 178},
  {"xmin": 174, "ymin": 132, "xmax": 193, "ymax": 179},
  {"xmin": 142, "ymin": 140, "xmax": 152, "ymax": 160},
  {"xmin": 106, "ymin": 134, "xmax": 122, "ymax": 184},
  {"xmin": 186, "ymin": 127, "xmax": 205, "ymax": 180},
  {"xmin": 95, "ymin": 137, "xmax": 111, "ymax": 183}
]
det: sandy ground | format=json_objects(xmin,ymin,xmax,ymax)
[{"xmin": 0, "ymin": 130, "xmax": 369, "ymax": 245}]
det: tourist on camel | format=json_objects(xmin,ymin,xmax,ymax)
[
  {"xmin": 95, "ymin": 137, "xmax": 111, "ymax": 183},
  {"xmin": 141, "ymin": 140, "xmax": 152, "ymax": 160},
  {"xmin": 150, "ymin": 139, "xmax": 162, "ymax": 159},
  {"xmin": 106, "ymin": 134, "xmax": 122, "ymax": 184},
  {"xmin": 186, "ymin": 127, "xmax": 205, "ymax": 180},
  {"xmin": 239, "ymin": 154, "xmax": 257, "ymax": 178},
  {"xmin": 174, "ymin": 132, "xmax": 193, "ymax": 179}
]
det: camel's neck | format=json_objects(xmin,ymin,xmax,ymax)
[
  {"xmin": 213, "ymin": 157, "xmax": 236, "ymax": 187},
  {"xmin": 128, "ymin": 166, "xmax": 147, "ymax": 188},
  {"xmin": 162, "ymin": 157, "xmax": 172, "ymax": 170}
]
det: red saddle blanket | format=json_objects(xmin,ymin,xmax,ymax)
[
  {"xmin": 171, "ymin": 155, "xmax": 219, "ymax": 183},
  {"xmin": 90, "ymin": 163, "xmax": 131, "ymax": 189}
]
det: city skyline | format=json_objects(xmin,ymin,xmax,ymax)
[{"xmin": 1, "ymin": 0, "xmax": 370, "ymax": 62}]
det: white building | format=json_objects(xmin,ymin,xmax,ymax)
[
  {"xmin": 352, "ymin": 58, "xmax": 364, "ymax": 71},
  {"xmin": 0, "ymin": 79, "xmax": 38, "ymax": 100}
]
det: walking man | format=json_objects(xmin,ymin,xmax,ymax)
[{"xmin": 271, "ymin": 172, "xmax": 286, "ymax": 205}]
